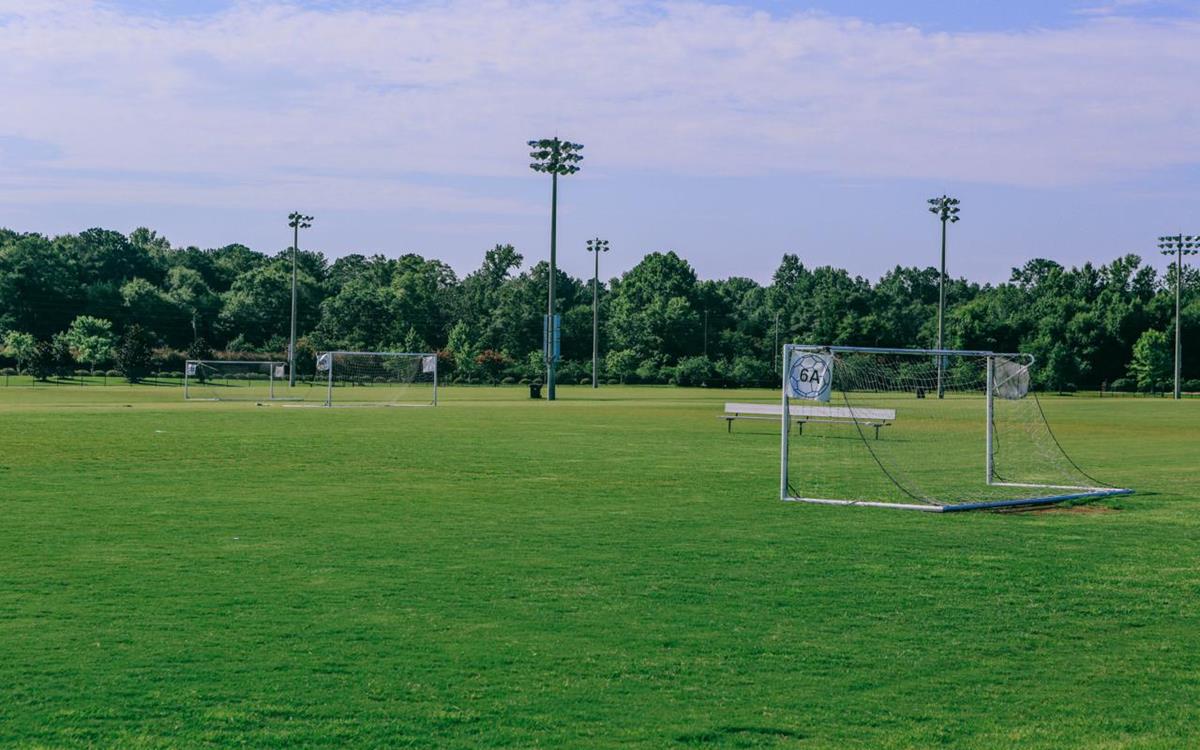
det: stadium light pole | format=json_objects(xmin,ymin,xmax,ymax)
[
  {"xmin": 586, "ymin": 237, "xmax": 609, "ymax": 388},
  {"xmin": 528, "ymin": 137, "xmax": 583, "ymax": 401},
  {"xmin": 927, "ymin": 195, "xmax": 960, "ymax": 398},
  {"xmin": 1158, "ymin": 234, "xmax": 1198, "ymax": 400},
  {"xmin": 287, "ymin": 211, "xmax": 313, "ymax": 387}
]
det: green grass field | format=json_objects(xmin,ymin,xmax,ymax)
[{"xmin": 1, "ymin": 385, "xmax": 1197, "ymax": 748}]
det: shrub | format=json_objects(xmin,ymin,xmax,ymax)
[
  {"xmin": 0, "ymin": 367, "xmax": 15, "ymax": 376},
  {"xmin": 154, "ymin": 348, "xmax": 186, "ymax": 372},
  {"xmin": 74, "ymin": 369, "xmax": 91, "ymax": 377},
  {"xmin": 105, "ymin": 369, "xmax": 121, "ymax": 378},
  {"xmin": 1183, "ymin": 379, "xmax": 1200, "ymax": 393},
  {"xmin": 474, "ymin": 349, "xmax": 512, "ymax": 383},
  {"xmin": 555, "ymin": 360, "xmax": 587, "ymax": 384},
  {"xmin": 605, "ymin": 349, "xmax": 638, "ymax": 384},
  {"xmin": 728, "ymin": 356, "xmax": 772, "ymax": 387},
  {"xmin": 579, "ymin": 377, "xmax": 590, "ymax": 385},
  {"xmin": 605, "ymin": 378, "xmax": 619, "ymax": 385},
  {"xmin": 1108, "ymin": 377, "xmax": 1135, "ymax": 392},
  {"xmin": 674, "ymin": 356, "xmax": 715, "ymax": 387},
  {"xmin": 634, "ymin": 358, "xmax": 662, "ymax": 384},
  {"xmin": 501, "ymin": 376, "xmax": 517, "ymax": 385},
  {"xmin": 518, "ymin": 378, "xmax": 530, "ymax": 385}
]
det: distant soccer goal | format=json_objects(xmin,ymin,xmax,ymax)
[
  {"xmin": 780, "ymin": 345, "xmax": 1132, "ymax": 512},
  {"xmin": 184, "ymin": 360, "xmax": 287, "ymax": 401},
  {"xmin": 315, "ymin": 351, "xmax": 438, "ymax": 407}
]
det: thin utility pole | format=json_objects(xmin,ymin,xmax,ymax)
[{"xmin": 774, "ymin": 311, "xmax": 781, "ymax": 375}]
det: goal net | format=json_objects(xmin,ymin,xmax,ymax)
[
  {"xmin": 315, "ymin": 351, "xmax": 438, "ymax": 407},
  {"xmin": 184, "ymin": 360, "xmax": 286, "ymax": 401},
  {"xmin": 780, "ymin": 345, "xmax": 1131, "ymax": 512}
]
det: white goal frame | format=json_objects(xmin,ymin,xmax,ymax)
[
  {"xmin": 183, "ymin": 359, "xmax": 286, "ymax": 401},
  {"xmin": 780, "ymin": 344, "xmax": 1133, "ymax": 512},
  {"xmin": 317, "ymin": 350, "xmax": 438, "ymax": 408}
]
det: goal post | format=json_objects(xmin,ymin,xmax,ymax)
[
  {"xmin": 184, "ymin": 360, "xmax": 286, "ymax": 401},
  {"xmin": 316, "ymin": 351, "xmax": 438, "ymax": 407},
  {"xmin": 780, "ymin": 344, "xmax": 1132, "ymax": 512}
]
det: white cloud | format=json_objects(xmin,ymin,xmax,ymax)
[{"xmin": 0, "ymin": 0, "xmax": 1197, "ymax": 213}]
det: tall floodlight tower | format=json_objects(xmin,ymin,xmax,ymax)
[
  {"xmin": 528, "ymin": 138, "xmax": 583, "ymax": 401},
  {"xmin": 287, "ymin": 212, "xmax": 313, "ymax": 387},
  {"xmin": 1158, "ymin": 234, "xmax": 1198, "ymax": 400},
  {"xmin": 586, "ymin": 237, "xmax": 609, "ymax": 388},
  {"xmin": 927, "ymin": 195, "xmax": 960, "ymax": 398}
]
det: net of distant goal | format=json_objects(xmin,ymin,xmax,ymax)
[
  {"xmin": 780, "ymin": 345, "xmax": 1131, "ymax": 512},
  {"xmin": 184, "ymin": 360, "xmax": 291, "ymax": 401},
  {"xmin": 312, "ymin": 351, "xmax": 438, "ymax": 407},
  {"xmin": 185, "ymin": 352, "xmax": 437, "ymax": 407}
]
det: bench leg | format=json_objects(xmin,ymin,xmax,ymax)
[
  {"xmin": 874, "ymin": 424, "xmax": 880, "ymax": 440},
  {"xmin": 727, "ymin": 417, "xmax": 732, "ymax": 433}
]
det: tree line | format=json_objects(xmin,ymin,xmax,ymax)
[{"xmin": 0, "ymin": 226, "xmax": 1195, "ymax": 391}]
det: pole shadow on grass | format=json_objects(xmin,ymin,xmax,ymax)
[{"xmin": 675, "ymin": 725, "xmax": 806, "ymax": 745}]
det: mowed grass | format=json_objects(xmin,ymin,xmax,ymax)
[{"xmin": 0, "ymin": 385, "xmax": 1197, "ymax": 749}]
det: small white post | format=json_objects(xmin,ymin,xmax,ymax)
[
  {"xmin": 780, "ymin": 344, "xmax": 791, "ymax": 500},
  {"xmin": 269, "ymin": 363, "xmax": 275, "ymax": 400},
  {"xmin": 985, "ymin": 355, "xmax": 994, "ymax": 484},
  {"xmin": 325, "ymin": 353, "xmax": 334, "ymax": 407},
  {"xmin": 183, "ymin": 361, "xmax": 190, "ymax": 400}
]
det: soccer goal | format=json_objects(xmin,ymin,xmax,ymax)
[
  {"xmin": 184, "ymin": 360, "xmax": 287, "ymax": 401},
  {"xmin": 780, "ymin": 345, "xmax": 1132, "ymax": 512},
  {"xmin": 315, "ymin": 351, "xmax": 438, "ymax": 407}
]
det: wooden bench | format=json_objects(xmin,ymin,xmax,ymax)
[{"xmin": 720, "ymin": 402, "xmax": 896, "ymax": 439}]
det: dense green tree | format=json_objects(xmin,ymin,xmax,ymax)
[
  {"xmin": 27, "ymin": 340, "xmax": 55, "ymax": 381},
  {"xmin": 219, "ymin": 261, "xmax": 321, "ymax": 349},
  {"xmin": 315, "ymin": 277, "xmax": 400, "ymax": 350},
  {"xmin": 608, "ymin": 251, "xmax": 701, "ymax": 361},
  {"xmin": 0, "ymin": 232, "xmax": 81, "ymax": 337},
  {"xmin": 65, "ymin": 316, "xmax": 115, "ymax": 373},
  {"xmin": 2, "ymin": 330, "xmax": 37, "ymax": 371},
  {"xmin": 1129, "ymin": 329, "xmax": 1172, "ymax": 392},
  {"xmin": 115, "ymin": 324, "xmax": 154, "ymax": 383}
]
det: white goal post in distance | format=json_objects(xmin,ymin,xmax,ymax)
[
  {"xmin": 184, "ymin": 360, "xmax": 287, "ymax": 401},
  {"xmin": 315, "ymin": 351, "xmax": 438, "ymax": 407},
  {"xmin": 780, "ymin": 344, "xmax": 1133, "ymax": 512}
]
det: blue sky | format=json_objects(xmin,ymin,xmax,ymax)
[{"xmin": 2, "ymin": 0, "xmax": 1198, "ymax": 285}]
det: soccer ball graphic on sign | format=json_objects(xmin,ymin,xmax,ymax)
[{"xmin": 788, "ymin": 352, "xmax": 832, "ymax": 401}]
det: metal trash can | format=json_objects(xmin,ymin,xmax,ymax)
[{"xmin": 529, "ymin": 383, "xmax": 543, "ymax": 399}]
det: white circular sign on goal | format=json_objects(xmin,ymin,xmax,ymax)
[{"xmin": 787, "ymin": 351, "xmax": 832, "ymax": 401}]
